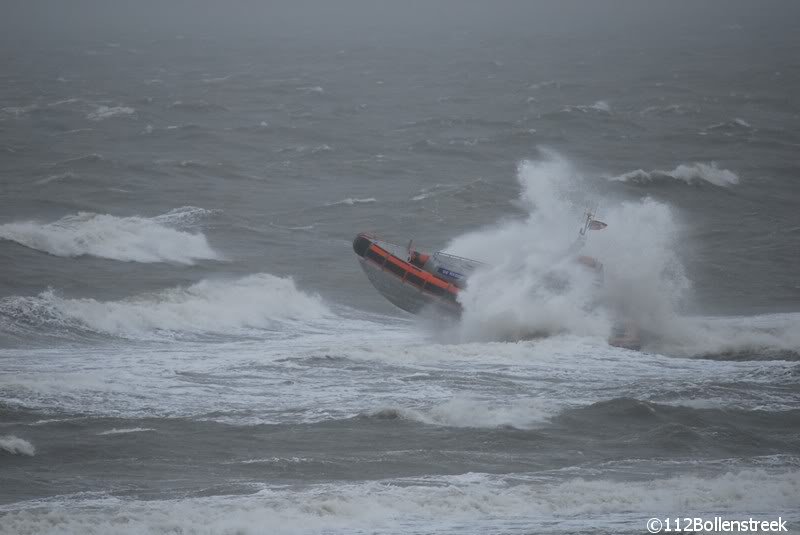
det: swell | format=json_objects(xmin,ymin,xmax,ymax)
[{"xmin": 548, "ymin": 398, "xmax": 800, "ymax": 456}]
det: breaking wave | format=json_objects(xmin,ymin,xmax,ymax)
[
  {"xmin": 1, "ymin": 469, "xmax": 796, "ymax": 534},
  {"xmin": 367, "ymin": 395, "xmax": 555, "ymax": 429},
  {"xmin": 608, "ymin": 162, "xmax": 739, "ymax": 187},
  {"xmin": 0, "ymin": 274, "xmax": 329, "ymax": 340},
  {"xmin": 0, "ymin": 435, "xmax": 35, "ymax": 456},
  {"xmin": 0, "ymin": 208, "xmax": 220, "ymax": 264}
]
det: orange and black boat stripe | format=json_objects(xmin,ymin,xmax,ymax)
[{"xmin": 364, "ymin": 243, "xmax": 459, "ymax": 304}]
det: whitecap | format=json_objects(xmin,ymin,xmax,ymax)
[
  {"xmin": 326, "ymin": 197, "xmax": 377, "ymax": 206},
  {"xmin": 608, "ymin": 162, "xmax": 739, "ymax": 187},
  {"xmin": 0, "ymin": 435, "xmax": 35, "ymax": 456},
  {"xmin": 0, "ymin": 273, "xmax": 330, "ymax": 339},
  {"xmin": 0, "ymin": 207, "xmax": 220, "ymax": 264}
]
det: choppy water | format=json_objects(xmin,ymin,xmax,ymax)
[{"xmin": 1, "ymin": 2, "xmax": 799, "ymax": 534}]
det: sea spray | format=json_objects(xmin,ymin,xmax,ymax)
[{"xmin": 447, "ymin": 150, "xmax": 689, "ymax": 344}]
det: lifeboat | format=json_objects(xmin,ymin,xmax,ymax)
[{"xmin": 352, "ymin": 233, "xmax": 478, "ymax": 316}]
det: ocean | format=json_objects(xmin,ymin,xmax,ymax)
[{"xmin": 1, "ymin": 2, "xmax": 799, "ymax": 533}]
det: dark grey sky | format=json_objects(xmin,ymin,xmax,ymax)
[{"xmin": 3, "ymin": 0, "xmax": 799, "ymax": 45}]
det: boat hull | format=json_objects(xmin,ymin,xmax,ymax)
[{"xmin": 353, "ymin": 234, "xmax": 461, "ymax": 317}]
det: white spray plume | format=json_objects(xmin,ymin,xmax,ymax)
[{"xmin": 447, "ymin": 149, "xmax": 689, "ymax": 345}]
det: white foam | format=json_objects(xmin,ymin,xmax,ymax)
[
  {"xmin": 640, "ymin": 104, "xmax": 687, "ymax": 115},
  {"xmin": 0, "ymin": 435, "xmax": 35, "ymax": 456},
  {"xmin": 0, "ymin": 208, "xmax": 220, "ymax": 264},
  {"xmin": 239, "ymin": 457, "xmax": 310, "ymax": 465},
  {"xmin": 202, "ymin": 74, "xmax": 232, "ymax": 84},
  {"xmin": 1, "ymin": 469, "xmax": 796, "ymax": 534},
  {"xmin": 705, "ymin": 118, "xmax": 754, "ymax": 132},
  {"xmin": 0, "ymin": 273, "xmax": 329, "ymax": 339},
  {"xmin": 563, "ymin": 100, "xmax": 611, "ymax": 113},
  {"xmin": 311, "ymin": 144, "xmax": 333, "ymax": 153},
  {"xmin": 58, "ymin": 128, "xmax": 94, "ymax": 136},
  {"xmin": 650, "ymin": 312, "xmax": 800, "ymax": 358},
  {"xmin": 96, "ymin": 428, "xmax": 155, "ymax": 436},
  {"xmin": 34, "ymin": 172, "xmax": 76, "ymax": 185},
  {"xmin": 86, "ymin": 106, "xmax": 135, "ymax": 121},
  {"xmin": 1, "ymin": 104, "xmax": 38, "ymax": 117},
  {"xmin": 377, "ymin": 395, "xmax": 556, "ymax": 429},
  {"xmin": 528, "ymin": 80, "xmax": 559, "ymax": 90},
  {"xmin": 411, "ymin": 180, "xmax": 481, "ymax": 201},
  {"xmin": 47, "ymin": 98, "xmax": 80, "ymax": 107},
  {"xmin": 53, "ymin": 153, "xmax": 104, "ymax": 166},
  {"xmin": 608, "ymin": 162, "xmax": 739, "ymax": 187},
  {"xmin": 327, "ymin": 197, "xmax": 376, "ymax": 206}
]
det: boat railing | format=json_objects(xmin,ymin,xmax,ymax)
[
  {"xmin": 432, "ymin": 251, "xmax": 486, "ymax": 266},
  {"xmin": 364, "ymin": 233, "xmax": 485, "ymax": 266}
]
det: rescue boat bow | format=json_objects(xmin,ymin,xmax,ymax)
[{"xmin": 352, "ymin": 233, "xmax": 462, "ymax": 316}]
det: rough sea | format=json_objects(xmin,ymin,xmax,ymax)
[{"xmin": 1, "ymin": 2, "xmax": 799, "ymax": 534}]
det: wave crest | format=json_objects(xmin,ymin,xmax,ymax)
[
  {"xmin": 0, "ymin": 435, "xmax": 35, "ymax": 456},
  {"xmin": 0, "ymin": 274, "xmax": 330, "ymax": 340},
  {"xmin": 86, "ymin": 106, "xmax": 135, "ymax": 121},
  {"xmin": 609, "ymin": 162, "xmax": 739, "ymax": 187},
  {"xmin": 366, "ymin": 396, "xmax": 555, "ymax": 429},
  {"xmin": 326, "ymin": 197, "xmax": 377, "ymax": 206},
  {"xmin": 0, "ymin": 208, "xmax": 220, "ymax": 264}
]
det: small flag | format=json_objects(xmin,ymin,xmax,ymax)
[{"xmin": 588, "ymin": 220, "xmax": 607, "ymax": 230}]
